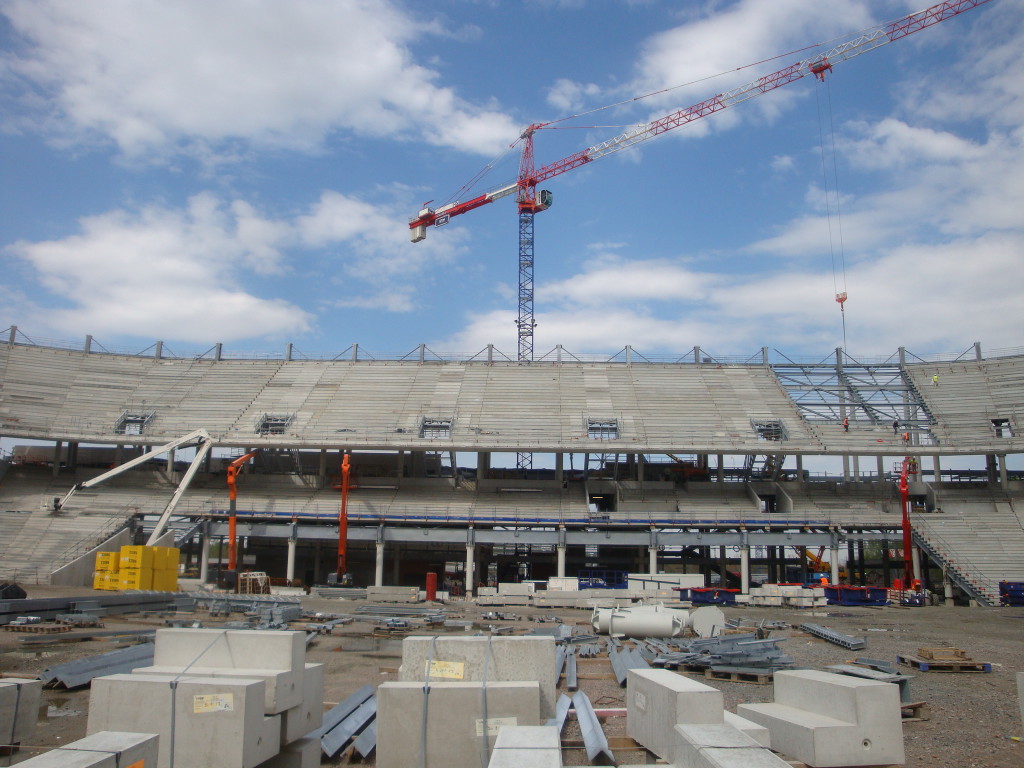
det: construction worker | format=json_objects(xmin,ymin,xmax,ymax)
[
  {"xmin": 843, "ymin": 417, "xmax": 849, "ymax": 432},
  {"xmin": 932, "ymin": 372, "xmax": 939, "ymax": 387},
  {"xmin": 892, "ymin": 419, "xmax": 899, "ymax": 434}
]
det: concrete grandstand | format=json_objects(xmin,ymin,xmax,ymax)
[{"xmin": 1, "ymin": 326, "xmax": 1022, "ymax": 605}]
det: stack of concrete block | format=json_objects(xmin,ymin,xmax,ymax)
[
  {"xmin": 366, "ymin": 585, "xmax": 419, "ymax": 603},
  {"xmin": 0, "ymin": 678, "xmax": 42, "ymax": 751},
  {"xmin": 748, "ymin": 584, "xmax": 828, "ymax": 608},
  {"xmin": 626, "ymin": 668, "xmax": 769, "ymax": 761},
  {"xmin": 88, "ymin": 629, "xmax": 323, "ymax": 768},
  {"xmin": 377, "ymin": 635, "xmax": 557, "ymax": 768},
  {"xmin": 487, "ymin": 725, "xmax": 561, "ymax": 768},
  {"xmin": 15, "ymin": 731, "xmax": 159, "ymax": 767},
  {"xmin": 737, "ymin": 669, "xmax": 906, "ymax": 766},
  {"xmin": 747, "ymin": 584, "xmax": 784, "ymax": 606}
]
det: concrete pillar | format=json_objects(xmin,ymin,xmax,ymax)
[
  {"xmin": 556, "ymin": 544, "xmax": 566, "ymax": 578},
  {"xmin": 830, "ymin": 542, "xmax": 840, "ymax": 584},
  {"xmin": 477, "ymin": 452, "xmax": 489, "ymax": 480},
  {"xmin": 375, "ymin": 541, "xmax": 385, "ymax": 587},
  {"xmin": 943, "ymin": 572, "xmax": 954, "ymax": 606},
  {"xmin": 877, "ymin": 456, "xmax": 885, "ymax": 481},
  {"xmin": 115, "ymin": 444, "xmax": 124, "ymax": 465},
  {"xmin": 648, "ymin": 546, "xmax": 658, "ymax": 575},
  {"xmin": 740, "ymin": 544, "xmax": 750, "ymax": 594},
  {"xmin": 392, "ymin": 545, "xmax": 400, "ymax": 584},
  {"xmin": 52, "ymin": 440, "xmax": 63, "ymax": 478},
  {"xmin": 852, "ymin": 455, "xmax": 860, "ymax": 483},
  {"xmin": 716, "ymin": 454, "xmax": 724, "ymax": 483},
  {"xmin": 911, "ymin": 546, "xmax": 922, "ymax": 583},
  {"xmin": 932, "ymin": 455, "xmax": 941, "ymax": 484},
  {"xmin": 286, "ymin": 534, "xmax": 297, "ymax": 583},
  {"xmin": 555, "ymin": 453, "xmax": 564, "ymax": 486},
  {"xmin": 465, "ymin": 543, "xmax": 475, "ymax": 597},
  {"xmin": 999, "ymin": 454, "xmax": 1009, "ymax": 488},
  {"xmin": 167, "ymin": 447, "xmax": 175, "ymax": 476},
  {"xmin": 318, "ymin": 449, "xmax": 328, "ymax": 487},
  {"xmin": 199, "ymin": 524, "xmax": 211, "ymax": 583},
  {"xmin": 397, "ymin": 450, "xmax": 405, "ymax": 481},
  {"xmin": 796, "ymin": 454, "xmax": 804, "ymax": 479},
  {"xmin": 842, "ymin": 455, "xmax": 850, "ymax": 482}
]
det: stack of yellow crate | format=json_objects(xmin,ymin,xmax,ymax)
[
  {"xmin": 92, "ymin": 551, "xmax": 120, "ymax": 590},
  {"xmin": 118, "ymin": 545, "xmax": 155, "ymax": 590}
]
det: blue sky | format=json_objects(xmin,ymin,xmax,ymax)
[{"xmin": 1, "ymin": 0, "xmax": 1021, "ymax": 360}]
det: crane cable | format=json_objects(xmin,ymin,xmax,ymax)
[{"xmin": 815, "ymin": 76, "xmax": 849, "ymax": 350}]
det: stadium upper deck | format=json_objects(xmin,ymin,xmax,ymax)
[{"xmin": 1, "ymin": 329, "xmax": 1022, "ymax": 461}]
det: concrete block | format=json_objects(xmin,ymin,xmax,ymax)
[
  {"xmin": 627, "ymin": 668, "xmax": 724, "ymax": 759},
  {"xmin": 281, "ymin": 663, "xmax": 324, "ymax": 744},
  {"xmin": 255, "ymin": 736, "xmax": 319, "ymax": 768},
  {"xmin": 88, "ymin": 673, "xmax": 280, "ymax": 768},
  {"xmin": 135, "ymin": 665, "xmax": 302, "ymax": 715},
  {"xmin": 366, "ymin": 585, "xmax": 419, "ymax": 603},
  {"xmin": 671, "ymin": 723, "xmax": 791, "ymax": 768},
  {"xmin": 497, "ymin": 582, "xmax": 535, "ymax": 595},
  {"xmin": 488, "ymin": 725, "xmax": 562, "ymax": 768},
  {"xmin": 153, "ymin": 628, "xmax": 305, "ymax": 673},
  {"xmin": 0, "ymin": 678, "xmax": 42, "ymax": 743},
  {"xmin": 377, "ymin": 681, "xmax": 540, "ymax": 768},
  {"xmin": 724, "ymin": 710, "xmax": 771, "ymax": 748},
  {"xmin": 399, "ymin": 635, "xmax": 557, "ymax": 718},
  {"xmin": 15, "ymin": 731, "xmax": 159, "ymax": 768},
  {"xmin": 737, "ymin": 670, "xmax": 905, "ymax": 767}
]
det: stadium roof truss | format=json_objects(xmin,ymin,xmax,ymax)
[{"xmin": 772, "ymin": 353, "xmax": 935, "ymax": 442}]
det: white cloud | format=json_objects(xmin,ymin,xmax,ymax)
[
  {"xmin": 3, "ymin": 188, "xmax": 469, "ymax": 342},
  {"xmin": 1, "ymin": 0, "xmax": 519, "ymax": 158},
  {"xmin": 546, "ymin": 78, "xmax": 603, "ymax": 113}
]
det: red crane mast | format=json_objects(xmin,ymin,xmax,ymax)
[{"xmin": 408, "ymin": 0, "xmax": 990, "ymax": 363}]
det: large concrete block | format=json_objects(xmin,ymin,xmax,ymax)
[
  {"xmin": 488, "ymin": 725, "xmax": 562, "ymax": 768},
  {"xmin": 134, "ymin": 665, "xmax": 302, "ymax": 714},
  {"xmin": 376, "ymin": 681, "xmax": 541, "ymax": 768},
  {"xmin": 0, "ymin": 678, "xmax": 42, "ymax": 743},
  {"xmin": 153, "ymin": 628, "xmax": 305, "ymax": 672},
  {"xmin": 399, "ymin": 636, "xmax": 557, "ymax": 718},
  {"xmin": 88, "ymin": 673, "xmax": 280, "ymax": 768},
  {"xmin": 255, "ymin": 736, "xmax": 319, "ymax": 768},
  {"xmin": 737, "ymin": 670, "xmax": 905, "ymax": 767},
  {"xmin": 281, "ymin": 663, "xmax": 324, "ymax": 744},
  {"xmin": 626, "ymin": 668, "xmax": 724, "ymax": 759},
  {"xmin": 670, "ymin": 723, "xmax": 791, "ymax": 768},
  {"xmin": 15, "ymin": 732, "xmax": 159, "ymax": 768}
]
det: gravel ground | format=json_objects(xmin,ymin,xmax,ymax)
[{"xmin": 2, "ymin": 588, "xmax": 1021, "ymax": 767}]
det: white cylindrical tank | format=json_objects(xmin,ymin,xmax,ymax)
[{"xmin": 607, "ymin": 606, "xmax": 686, "ymax": 638}]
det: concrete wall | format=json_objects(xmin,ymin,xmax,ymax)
[{"xmin": 49, "ymin": 528, "xmax": 131, "ymax": 587}]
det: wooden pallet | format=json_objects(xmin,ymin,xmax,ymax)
[
  {"xmin": 3, "ymin": 623, "xmax": 71, "ymax": 634},
  {"xmin": 704, "ymin": 667, "xmax": 773, "ymax": 685},
  {"xmin": 916, "ymin": 647, "xmax": 965, "ymax": 660},
  {"xmin": 897, "ymin": 653, "xmax": 991, "ymax": 672}
]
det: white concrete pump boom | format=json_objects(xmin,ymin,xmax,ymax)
[{"xmin": 54, "ymin": 428, "xmax": 214, "ymax": 546}]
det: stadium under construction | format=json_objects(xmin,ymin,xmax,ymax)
[{"xmin": 1, "ymin": 327, "xmax": 1022, "ymax": 606}]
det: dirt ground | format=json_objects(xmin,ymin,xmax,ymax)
[{"xmin": 1, "ymin": 586, "xmax": 1021, "ymax": 767}]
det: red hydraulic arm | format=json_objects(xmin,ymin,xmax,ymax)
[
  {"xmin": 898, "ymin": 456, "xmax": 920, "ymax": 585},
  {"xmin": 337, "ymin": 453, "xmax": 351, "ymax": 580},
  {"xmin": 409, "ymin": 0, "xmax": 990, "ymax": 241},
  {"xmin": 226, "ymin": 449, "xmax": 259, "ymax": 571}
]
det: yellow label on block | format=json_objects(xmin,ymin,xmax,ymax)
[
  {"xmin": 425, "ymin": 659, "xmax": 465, "ymax": 679},
  {"xmin": 193, "ymin": 693, "xmax": 234, "ymax": 713},
  {"xmin": 475, "ymin": 717, "xmax": 517, "ymax": 737}
]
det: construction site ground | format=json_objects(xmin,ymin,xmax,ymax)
[{"xmin": 1, "ymin": 585, "xmax": 1021, "ymax": 768}]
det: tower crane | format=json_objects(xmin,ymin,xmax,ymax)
[{"xmin": 409, "ymin": 0, "xmax": 990, "ymax": 363}]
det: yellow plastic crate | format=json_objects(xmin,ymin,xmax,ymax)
[
  {"xmin": 95, "ymin": 551, "xmax": 120, "ymax": 573},
  {"xmin": 118, "ymin": 568, "xmax": 153, "ymax": 591},
  {"xmin": 119, "ymin": 545, "xmax": 156, "ymax": 571}
]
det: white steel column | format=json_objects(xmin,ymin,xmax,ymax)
[
  {"xmin": 557, "ymin": 544, "xmax": 566, "ymax": 578},
  {"xmin": 911, "ymin": 546, "xmax": 922, "ymax": 583},
  {"xmin": 830, "ymin": 543, "xmax": 841, "ymax": 584},
  {"xmin": 199, "ymin": 526, "xmax": 211, "ymax": 583},
  {"xmin": 286, "ymin": 538, "xmax": 297, "ymax": 583},
  {"xmin": 465, "ymin": 543, "xmax": 475, "ymax": 596},
  {"xmin": 648, "ymin": 546, "xmax": 657, "ymax": 575},
  {"xmin": 375, "ymin": 542, "xmax": 385, "ymax": 587},
  {"xmin": 740, "ymin": 545, "xmax": 750, "ymax": 594}
]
